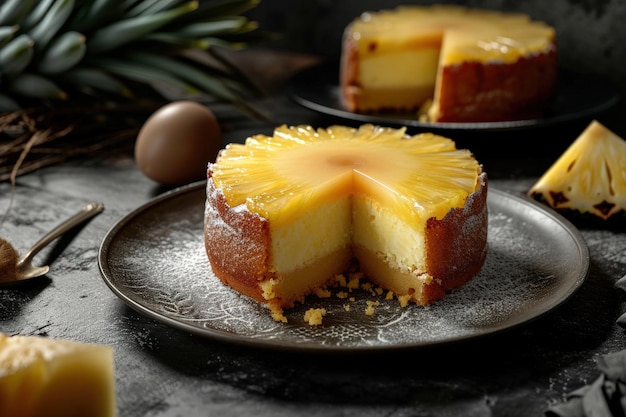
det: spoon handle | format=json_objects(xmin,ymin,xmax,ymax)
[{"xmin": 17, "ymin": 202, "xmax": 105, "ymax": 266}]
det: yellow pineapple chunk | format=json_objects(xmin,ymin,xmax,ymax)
[
  {"xmin": 528, "ymin": 120, "xmax": 626, "ymax": 224},
  {"xmin": 0, "ymin": 333, "xmax": 116, "ymax": 417},
  {"xmin": 212, "ymin": 124, "xmax": 482, "ymax": 230}
]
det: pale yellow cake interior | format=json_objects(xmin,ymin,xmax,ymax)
[{"xmin": 260, "ymin": 193, "xmax": 432, "ymax": 306}]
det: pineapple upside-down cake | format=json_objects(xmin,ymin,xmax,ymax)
[{"xmin": 204, "ymin": 124, "xmax": 488, "ymax": 322}]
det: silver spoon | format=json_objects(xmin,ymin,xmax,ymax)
[{"xmin": 0, "ymin": 202, "xmax": 104, "ymax": 286}]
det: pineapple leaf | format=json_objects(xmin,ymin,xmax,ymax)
[
  {"xmin": 178, "ymin": 0, "xmax": 260, "ymax": 21},
  {"xmin": 37, "ymin": 31, "xmax": 86, "ymax": 74},
  {"xmin": 60, "ymin": 67, "xmax": 133, "ymax": 98},
  {"xmin": 142, "ymin": 32, "xmax": 211, "ymax": 49},
  {"xmin": 0, "ymin": 34, "xmax": 34, "ymax": 75},
  {"xmin": 129, "ymin": 52, "xmax": 269, "ymax": 121},
  {"xmin": 203, "ymin": 47, "xmax": 262, "ymax": 93},
  {"xmin": 0, "ymin": 0, "xmax": 37, "ymax": 26},
  {"xmin": 0, "ymin": 25, "xmax": 19, "ymax": 47},
  {"xmin": 125, "ymin": 0, "xmax": 187, "ymax": 17},
  {"xmin": 166, "ymin": 16, "xmax": 249, "ymax": 37},
  {"xmin": 9, "ymin": 73, "xmax": 67, "ymax": 100},
  {"xmin": 68, "ymin": 0, "xmax": 128, "ymax": 32},
  {"xmin": 126, "ymin": 51, "xmax": 240, "ymax": 101},
  {"xmin": 27, "ymin": 0, "xmax": 75, "ymax": 52},
  {"xmin": 88, "ymin": 56, "xmax": 200, "ymax": 94},
  {"xmin": 86, "ymin": 1, "xmax": 198, "ymax": 54},
  {"xmin": 20, "ymin": 0, "xmax": 55, "ymax": 32},
  {"xmin": 0, "ymin": 0, "xmax": 271, "ymax": 117},
  {"xmin": 0, "ymin": 92, "xmax": 19, "ymax": 112}
]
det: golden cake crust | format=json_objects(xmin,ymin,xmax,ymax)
[
  {"xmin": 204, "ymin": 175, "xmax": 271, "ymax": 303},
  {"xmin": 432, "ymin": 52, "xmax": 558, "ymax": 122},
  {"xmin": 423, "ymin": 172, "xmax": 488, "ymax": 297}
]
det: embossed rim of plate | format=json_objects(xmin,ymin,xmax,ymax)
[{"xmin": 98, "ymin": 182, "xmax": 590, "ymax": 353}]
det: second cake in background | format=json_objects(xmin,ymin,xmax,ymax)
[{"xmin": 340, "ymin": 5, "xmax": 558, "ymax": 123}]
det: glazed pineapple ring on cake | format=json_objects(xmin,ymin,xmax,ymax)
[
  {"xmin": 340, "ymin": 5, "xmax": 558, "ymax": 123},
  {"xmin": 204, "ymin": 124, "xmax": 488, "ymax": 321}
]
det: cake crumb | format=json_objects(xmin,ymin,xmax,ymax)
[
  {"xmin": 349, "ymin": 297, "xmax": 355, "ymax": 302},
  {"xmin": 365, "ymin": 301, "xmax": 380, "ymax": 316},
  {"xmin": 343, "ymin": 304, "xmax": 351, "ymax": 312},
  {"xmin": 360, "ymin": 282, "xmax": 383, "ymax": 297},
  {"xmin": 334, "ymin": 274, "xmax": 347, "ymax": 287},
  {"xmin": 397, "ymin": 294, "xmax": 411, "ymax": 307},
  {"xmin": 385, "ymin": 290, "xmax": 394, "ymax": 300},
  {"xmin": 269, "ymin": 305, "xmax": 288, "ymax": 323},
  {"xmin": 336, "ymin": 291, "xmax": 348, "ymax": 299},
  {"xmin": 346, "ymin": 276, "xmax": 360, "ymax": 290},
  {"xmin": 351, "ymin": 271, "xmax": 365, "ymax": 280},
  {"xmin": 304, "ymin": 308, "xmax": 326, "ymax": 326},
  {"xmin": 314, "ymin": 287, "xmax": 331, "ymax": 298}
]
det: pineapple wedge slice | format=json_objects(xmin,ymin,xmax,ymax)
[
  {"xmin": 212, "ymin": 124, "xmax": 482, "ymax": 230},
  {"xmin": 0, "ymin": 333, "xmax": 115, "ymax": 417},
  {"xmin": 528, "ymin": 120, "xmax": 626, "ymax": 225}
]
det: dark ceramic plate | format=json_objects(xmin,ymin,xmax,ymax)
[
  {"xmin": 288, "ymin": 64, "xmax": 620, "ymax": 133},
  {"xmin": 98, "ymin": 182, "xmax": 589, "ymax": 352}
]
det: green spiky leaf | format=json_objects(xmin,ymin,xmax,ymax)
[{"xmin": 0, "ymin": 0, "xmax": 272, "ymax": 114}]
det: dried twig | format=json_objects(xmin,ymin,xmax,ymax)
[{"xmin": 0, "ymin": 104, "xmax": 157, "ymax": 183}]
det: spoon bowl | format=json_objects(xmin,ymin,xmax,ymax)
[{"xmin": 0, "ymin": 202, "xmax": 104, "ymax": 286}]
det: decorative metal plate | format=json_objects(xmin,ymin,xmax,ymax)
[{"xmin": 98, "ymin": 182, "xmax": 589, "ymax": 352}]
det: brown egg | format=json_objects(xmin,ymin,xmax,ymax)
[{"xmin": 135, "ymin": 101, "xmax": 222, "ymax": 186}]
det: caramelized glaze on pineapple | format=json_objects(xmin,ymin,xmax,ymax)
[
  {"xmin": 348, "ymin": 5, "xmax": 555, "ymax": 65},
  {"xmin": 212, "ymin": 124, "xmax": 482, "ymax": 229}
]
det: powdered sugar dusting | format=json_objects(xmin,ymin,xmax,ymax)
[{"xmin": 204, "ymin": 180, "xmax": 267, "ymax": 270}]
